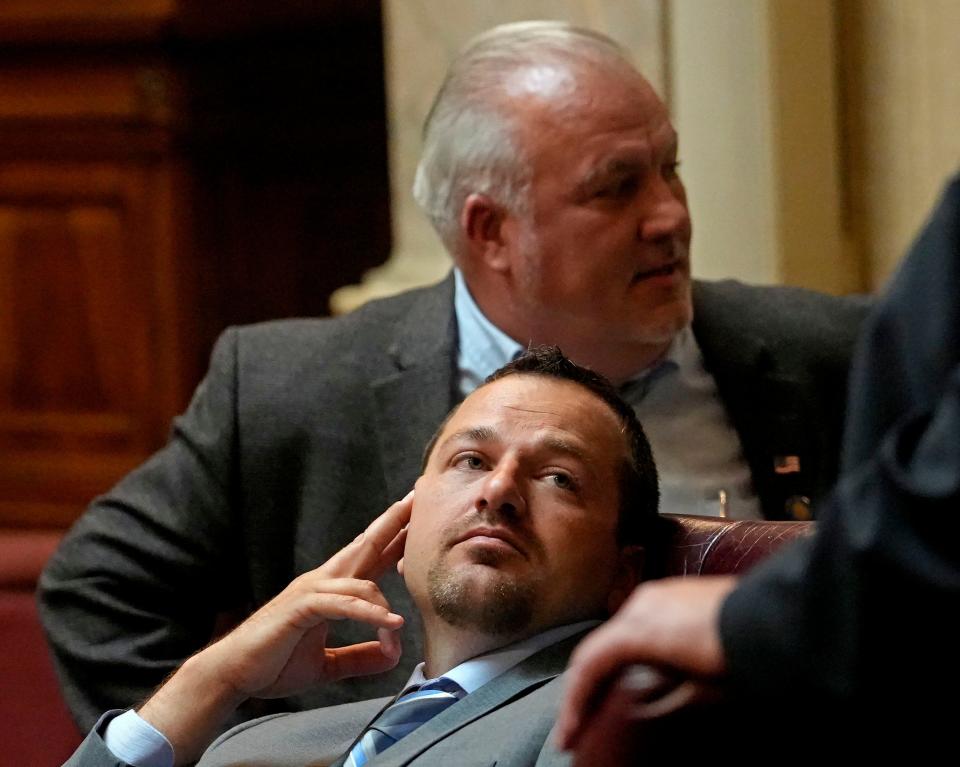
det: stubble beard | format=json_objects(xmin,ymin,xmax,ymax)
[
  {"xmin": 515, "ymin": 225, "xmax": 695, "ymax": 350},
  {"xmin": 635, "ymin": 282, "xmax": 693, "ymax": 346},
  {"xmin": 427, "ymin": 548, "xmax": 541, "ymax": 637}
]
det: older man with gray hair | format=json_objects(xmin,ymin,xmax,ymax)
[{"xmin": 40, "ymin": 20, "xmax": 866, "ymax": 733}]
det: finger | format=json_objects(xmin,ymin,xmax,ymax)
[
  {"xmin": 616, "ymin": 664, "xmax": 681, "ymax": 703},
  {"xmin": 325, "ymin": 640, "xmax": 404, "ymax": 680},
  {"xmin": 364, "ymin": 526, "xmax": 408, "ymax": 582},
  {"xmin": 288, "ymin": 577, "xmax": 395, "ymax": 613},
  {"xmin": 329, "ymin": 522, "xmax": 407, "ymax": 582},
  {"xmin": 286, "ymin": 592, "xmax": 405, "ymax": 634},
  {"xmin": 323, "ymin": 490, "xmax": 414, "ymax": 578},
  {"xmin": 624, "ymin": 678, "xmax": 722, "ymax": 721},
  {"xmin": 377, "ymin": 626, "xmax": 403, "ymax": 663},
  {"xmin": 555, "ymin": 627, "xmax": 640, "ymax": 750}
]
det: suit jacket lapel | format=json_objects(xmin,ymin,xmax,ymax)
[
  {"xmin": 692, "ymin": 281, "xmax": 812, "ymax": 520},
  {"xmin": 328, "ymin": 696, "xmax": 397, "ymax": 767},
  {"xmin": 372, "ymin": 274, "xmax": 460, "ymax": 500},
  {"xmin": 366, "ymin": 632, "xmax": 584, "ymax": 767}
]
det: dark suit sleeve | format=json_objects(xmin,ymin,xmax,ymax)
[
  {"xmin": 719, "ymin": 173, "xmax": 960, "ymax": 724},
  {"xmin": 720, "ymin": 369, "xmax": 960, "ymax": 701},
  {"xmin": 39, "ymin": 330, "xmax": 248, "ymax": 730}
]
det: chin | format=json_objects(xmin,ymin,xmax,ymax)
[
  {"xmin": 633, "ymin": 299, "xmax": 692, "ymax": 346},
  {"xmin": 427, "ymin": 560, "xmax": 539, "ymax": 637}
]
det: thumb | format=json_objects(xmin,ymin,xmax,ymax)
[{"xmin": 325, "ymin": 636, "xmax": 403, "ymax": 681}]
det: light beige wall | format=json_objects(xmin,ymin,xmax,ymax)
[
  {"xmin": 768, "ymin": 0, "xmax": 860, "ymax": 294},
  {"xmin": 670, "ymin": 0, "xmax": 780, "ymax": 285},
  {"xmin": 839, "ymin": 0, "xmax": 960, "ymax": 290},
  {"xmin": 670, "ymin": 0, "xmax": 855, "ymax": 293}
]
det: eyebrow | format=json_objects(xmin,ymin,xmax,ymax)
[
  {"xmin": 439, "ymin": 426, "xmax": 498, "ymax": 453},
  {"xmin": 539, "ymin": 436, "xmax": 588, "ymax": 461},
  {"xmin": 438, "ymin": 426, "xmax": 589, "ymax": 462},
  {"xmin": 576, "ymin": 155, "xmax": 644, "ymax": 195},
  {"xmin": 576, "ymin": 136, "xmax": 680, "ymax": 194}
]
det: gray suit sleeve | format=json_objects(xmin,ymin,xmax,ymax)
[
  {"xmin": 63, "ymin": 712, "xmax": 136, "ymax": 767},
  {"xmin": 39, "ymin": 329, "xmax": 247, "ymax": 730}
]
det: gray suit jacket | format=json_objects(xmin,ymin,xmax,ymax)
[
  {"xmin": 65, "ymin": 634, "xmax": 580, "ymax": 767},
  {"xmin": 40, "ymin": 275, "xmax": 868, "ymax": 729}
]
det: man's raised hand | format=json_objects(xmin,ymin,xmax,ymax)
[
  {"xmin": 205, "ymin": 489, "xmax": 413, "ymax": 698},
  {"xmin": 138, "ymin": 491, "xmax": 414, "ymax": 765}
]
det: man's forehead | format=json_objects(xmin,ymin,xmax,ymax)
[
  {"xmin": 502, "ymin": 59, "xmax": 663, "ymax": 121},
  {"xmin": 437, "ymin": 375, "xmax": 624, "ymax": 453},
  {"xmin": 502, "ymin": 62, "xmax": 579, "ymax": 102},
  {"xmin": 459, "ymin": 374, "xmax": 592, "ymax": 409},
  {"xmin": 502, "ymin": 67, "xmax": 673, "ymax": 170}
]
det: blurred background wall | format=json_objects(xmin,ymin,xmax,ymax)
[{"xmin": 1, "ymin": 0, "xmax": 958, "ymax": 530}]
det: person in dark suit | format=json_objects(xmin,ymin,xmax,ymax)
[
  {"xmin": 64, "ymin": 348, "xmax": 660, "ymax": 767},
  {"xmin": 40, "ymin": 20, "xmax": 867, "ymax": 730},
  {"xmin": 555, "ymin": 173, "xmax": 960, "ymax": 754}
]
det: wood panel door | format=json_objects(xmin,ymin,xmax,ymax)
[
  {"xmin": 0, "ymin": 1, "xmax": 390, "ymax": 529},
  {"xmin": 0, "ymin": 160, "xmax": 189, "ymax": 528}
]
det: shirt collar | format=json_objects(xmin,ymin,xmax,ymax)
[
  {"xmin": 402, "ymin": 619, "xmax": 599, "ymax": 695},
  {"xmin": 454, "ymin": 269, "xmax": 524, "ymax": 395},
  {"xmin": 454, "ymin": 267, "xmax": 694, "ymax": 396},
  {"xmin": 623, "ymin": 325, "xmax": 689, "ymax": 383}
]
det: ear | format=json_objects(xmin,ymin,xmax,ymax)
[
  {"xmin": 606, "ymin": 545, "xmax": 644, "ymax": 614},
  {"xmin": 460, "ymin": 193, "xmax": 514, "ymax": 273}
]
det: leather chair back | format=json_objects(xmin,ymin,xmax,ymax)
[
  {"xmin": 661, "ymin": 514, "xmax": 812, "ymax": 576},
  {"xmin": 572, "ymin": 514, "xmax": 814, "ymax": 766}
]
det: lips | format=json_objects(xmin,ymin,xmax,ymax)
[
  {"xmin": 452, "ymin": 526, "xmax": 527, "ymax": 557},
  {"xmin": 632, "ymin": 261, "xmax": 680, "ymax": 283}
]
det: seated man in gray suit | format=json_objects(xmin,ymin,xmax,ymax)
[
  {"xmin": 65, "ymin": 347, "xmax": 661, "ymax": 766},
  {"xmin": 41, "ymin": 20, "xmax": 867, "ymax": 731}
]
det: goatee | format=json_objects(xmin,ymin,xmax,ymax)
[{"xmin": 427, "ymin": 548, "xmax": 540, "ymax": 637}]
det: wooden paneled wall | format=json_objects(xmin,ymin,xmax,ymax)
[{"xmin": 0, "ymin": 1, "xmax": 391, "ymax": 528}]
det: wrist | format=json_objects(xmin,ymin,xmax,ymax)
[{"xmin": 138, "ymin": 651, "xmax": 248, "ymax": 766}]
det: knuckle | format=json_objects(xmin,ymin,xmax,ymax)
[{"xmin": 289, "ymin": 572, "xmax": 308, "ymax": 587}]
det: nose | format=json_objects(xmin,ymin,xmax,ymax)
[
  {"xmin": 474, "ymin": 459, "xmax": 526, "ymax": 518},
  {"xmin": 638, "ymin": 173, "xmax": 690, "ymax": 242}
]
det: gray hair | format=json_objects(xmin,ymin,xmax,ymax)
[{"xmin": 412, "ymin": 21, "xmax": 634, "ymax": 256}]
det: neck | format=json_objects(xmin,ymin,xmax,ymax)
[
  {"xmin": 542, "ymin": 337, "xmax": 672, "ymax": 385},
  {"xmin": 467, "ymin": 282, "xmax": 673, "ymax": 384},
  {"xmin": 419, "ymin": 617, "xmax": 528, "ymax": 679}
]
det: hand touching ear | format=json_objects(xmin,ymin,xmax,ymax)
[
  {"xmin": 205, "ymin": 489, "xmax": 413, "ymax": 698},
  {"xmin": 138, "ymin": 491, "xmax": 414, "ymax": 765}
]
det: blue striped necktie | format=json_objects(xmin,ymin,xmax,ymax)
[{"xmin": 345, "ymin": 676, "xmax": 466, "ymax": 766}]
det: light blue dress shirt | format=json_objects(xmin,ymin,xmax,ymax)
[
  {"xmin": 453, "ymin": 269, "xmax": 761, "ymax": 519},
  {"xmin": 103, "ymin": 710, "xmax": 173, "ymax": 767},
  {"xmin": 103, "ymin": 619, "xmax": 598, "ymax": 767},
  {"xmin": 399, "ymin": 618, "xmax": 598, "ymax": 696}
]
